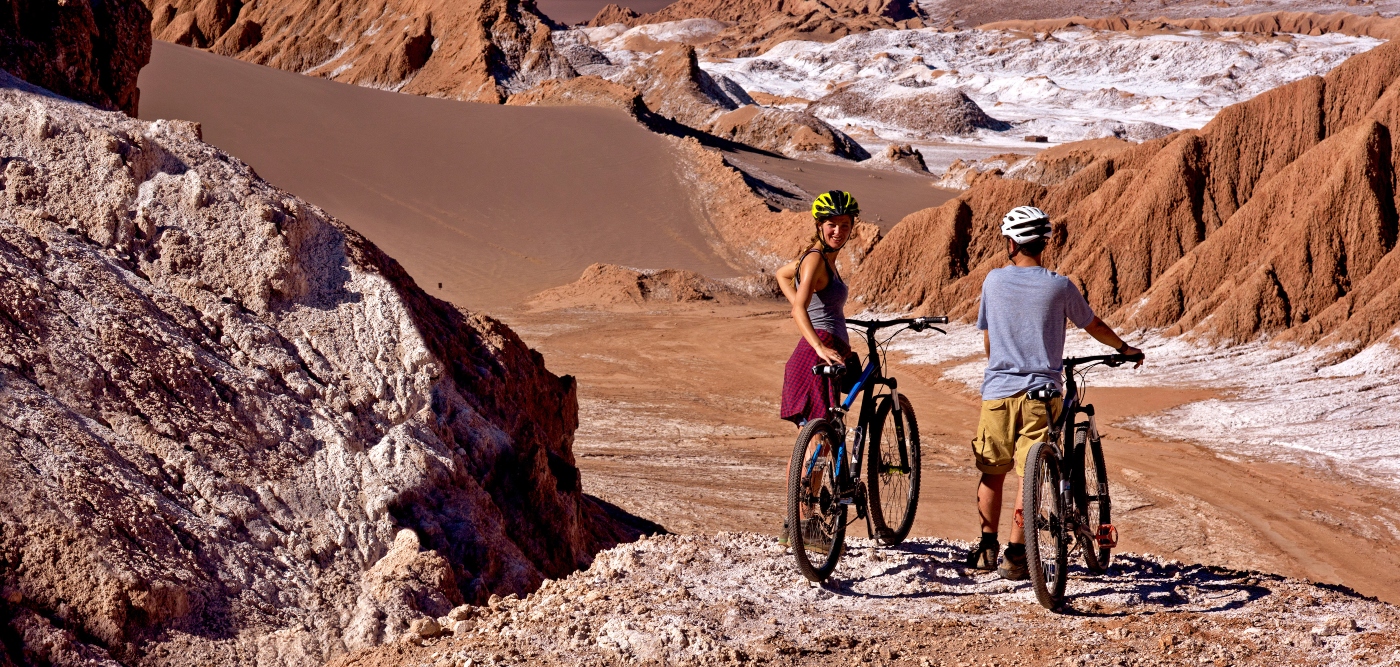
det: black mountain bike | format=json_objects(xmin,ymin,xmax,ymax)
[
  {"xmin": 1022, "ymin": 352, "xmax": 1143, "ymax": 609},
  {"xmin": 786, "ymin": 316, "xmax": 947, "ymax": 582}
]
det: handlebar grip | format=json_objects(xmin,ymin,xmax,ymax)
[
  {"xmin": 812, "ymin": 364, "xmax": 845, "ymax": 377},
  {"xmin": 1122, "ymin": 352, "xmax": 1144, "ymax": 362},
  {"xmin": 929, "ymin": 316, "xmax": 949, "ymax": 324}
]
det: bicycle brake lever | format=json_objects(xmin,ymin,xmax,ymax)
[{"xmin": 931, "ymin": 327, "xmax": 947, "ymax": 335}]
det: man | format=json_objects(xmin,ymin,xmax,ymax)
[{"xmin": 964, "ymin": 206, "xmax": 1143, "ymax": 580}]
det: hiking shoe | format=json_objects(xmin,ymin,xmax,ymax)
[
  {"xmin": 965, "ymin": 538, "xmax": 999, "ymax": 570},
  {"xmin": 998, "ymin": 547, "xmax": 1029, "ymax": 581}
]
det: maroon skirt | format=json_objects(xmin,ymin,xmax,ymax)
[{"xmin": 781, "ymin": 330, "xmax": 853, "ymax": 426}]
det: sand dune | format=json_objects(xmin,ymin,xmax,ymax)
[
  {"xmin": 138, "ymin": 41, "xmax": 739, "ymax": 308},
  {"xmin": 139, "ymin": 41, "xmax": 955, "ymax": 307}
]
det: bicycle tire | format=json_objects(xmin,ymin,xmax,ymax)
[
  {"xmin": 1023, "ymin": 441, "xmax": 1068, "ymax": 609},
  {"xmin": 865, "ymin": 393, "xmax": 921, "ymax": 546},
  {"xmin": 787, "ymin": 418, "xmax": 847, "ymax": 582},
  {"xmin": 1081, "ymin": 430, "xmax": 1112, "ymax": 572}
]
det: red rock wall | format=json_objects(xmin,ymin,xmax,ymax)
[
  {"xmin": 0, "ymin": 0, "xmax": 152, "ymax": 115},
  {"xmin": 853, "ymin": 40, "xmax": 1400, "ymax": 357}
]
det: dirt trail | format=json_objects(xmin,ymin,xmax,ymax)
[{"xmin": 501, "ymin": 304, "xmax": 1400, "ymax": 605}]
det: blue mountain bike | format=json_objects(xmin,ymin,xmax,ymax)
[{"xmin": 786, "ymin": 316, "xmax": 947, "ymax": 582}]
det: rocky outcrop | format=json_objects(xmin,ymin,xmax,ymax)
[
  {"xmin": 867, "ymin": 143, "xmax": 929, "ymax": 174},
  {"xmin": 0, "ymin": 0, "xmax": 151, "ymax": 115},
  {"xmin": 610, "ymin": 43, "xmax": 867, "ymax": 159},
  {"xmin": 0, "ymin": 72, "xmax": 646, "ymax": 666},
  {"xmin": 706, "ymin": 105, "xmax": 870, "ymax": 160},
  {"xmin": 146, "ymin": 0, "xmax": 573, "ymax": 103},
  {"xmin": 851, "ymin": 39, "xmax": 1400, "ymax": 357},
  {"xmin": 811, "ymin": 82, "xmax": 1011, "ymax": 138},
  {"xmin": 528, "ymin": 263, "xmax": 779, "ymax": 310},
  {"xmin": 504, "ymin": 76, "xmax": 648, "ymax": 118}
]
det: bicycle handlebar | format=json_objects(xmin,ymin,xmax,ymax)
[
  {"xmin": 1064, "ymin": 352, "xmax": 1144, "ymax": 368},
  {"xmin": 845, "ymin": 316, "xmax": 949, "ymax": 332}
]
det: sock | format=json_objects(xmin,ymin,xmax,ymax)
[
  {"xmin": 1005, "ymin": 542, "xmax": 1026, "ymax": 557},
  {"xmin": 980, "ymin": 532, "xmax": 998, "ymax": 547}
]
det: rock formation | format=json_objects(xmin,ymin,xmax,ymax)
[
  {"xmin": 587, "ymin": 0, "xmax": 925, "ymax": 56},
  {"xmin": 528, "ymin": 263, "xmax": 779, "ymax": 310},
  {"xmin": 0, "ymin": 72, "xmax": 646, "ymax": 666},
  {"xmin": 851, "ymin": 39, "xmax": 1400, "ymax": 359},
  {"xmin": 146, "ymin": 0, "xmax": 573, "ymax": 102},
  {"xmin": 0, "ymin": 0, "xmax": 151, "ymax": 115},
  {"xmin": 514, "ymin": 39, "xmax": 869, "ymax": 160},
  {"xmin": 811, "ymin": 82, "xmax": 1011, "ymax": 138}
]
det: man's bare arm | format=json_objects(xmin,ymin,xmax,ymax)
[{"xmin": 1084, "ymin": 316, "xmax": 1143, "ymax": 366}]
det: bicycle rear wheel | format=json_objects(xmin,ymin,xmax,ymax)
[
  {"xmin": 1023, "ymin": 441, "xmax": 1068, "ymax": 609},
  {"xmin": 866, "ymin": 393, "xmax": 921, "ymax": 546},
  {"xmin": 1077, "ymin": 427, "xmax": 1112, "ymax": 572},
  {"xmin": 787, "ymin": 418, "xmax": 847, "ymax": 582}
]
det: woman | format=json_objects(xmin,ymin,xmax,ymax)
[{"xmin": 777, "ymin": 190, "xmax": 860, "ymax": 427}]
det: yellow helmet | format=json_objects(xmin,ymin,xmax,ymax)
[{"xmin": 811, "ymin": 190, "xmax": 859, "ymax": 220}]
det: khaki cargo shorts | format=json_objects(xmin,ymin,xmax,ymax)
[{"xmin": 971, "ymin": 393, "xmax": 1063, "ymax": 477}]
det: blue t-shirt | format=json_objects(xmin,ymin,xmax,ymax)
[{"xmin": 976, "ymin": 266, "xmax": 1096, "ymax": 400}]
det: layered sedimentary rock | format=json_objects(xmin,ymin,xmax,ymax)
[
  {"xmin": 852, "ymin": 40, "xmax": 1400, "ymax": 358},
  {"xmin": 146, "ymin": 0, "xmax": 572, "ymax": 102},
  {"xmin": 0, "ymin": 0, "xmax": 151, "ymax": 115},
  {"xmin": 0, "ymin": 73, "xmax": 644, "ymax": 666}
]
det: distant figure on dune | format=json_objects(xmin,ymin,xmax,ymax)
[
  {"xmin": 776, "ymin": 190, "xmax": 862, "ymax": 428},
  {"xmin": 965, "ymin": 205, "xmax": 1143, "ymax": 581}
]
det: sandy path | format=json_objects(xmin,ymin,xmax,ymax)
[{"xmin": 502, "ymin": 304, "xmax": 1400, "ymax": 604}]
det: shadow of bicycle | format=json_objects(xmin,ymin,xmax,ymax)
[{"xmin": 812, "ymin": 537, "xmax": 1272, "ymax": 616}]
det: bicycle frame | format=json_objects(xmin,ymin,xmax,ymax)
[
  {"xmin": 1043, "ymin": 356, "xmax": 1123, "ymax": 547},
  {"xmin": 805, "ymin": 317, "xmax": 941, "ymax": 505}
]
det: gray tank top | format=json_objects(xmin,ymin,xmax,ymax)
[{"xmin": 797, "ymin": 250, "xmax": 848, "ymax": 345}]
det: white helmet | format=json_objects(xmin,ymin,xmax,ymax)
[{"xmin": 1000, "ymin": 206, "xmax": 1051, "ymax": 244}]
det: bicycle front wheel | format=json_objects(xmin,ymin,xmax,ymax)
[
  {"xmin": 866, "ymin": 393, "xmax": 921, "ymax": 546},
  {"xmin": 1023, "ymin": 441, "xmax": 1068, "ymax": 610},
  {"xmin": 1078, "ymin": 427, "xmax": 1112, "ymax": 573},
  {"xmin": 787, "ymin": 418, "xmax": 847, "ymax": 582}
]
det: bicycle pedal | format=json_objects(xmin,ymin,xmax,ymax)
[{"xmin": 1096, "ymin": 524, "xmax": 1119, "ymax": 548}]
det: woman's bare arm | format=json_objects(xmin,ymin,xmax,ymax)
[
  {"xmin": 791, "ymin": 254, "xmax": 843, "ymax": 364},
  {"xmin": 776, "ymin": 259, "xmax": 799, "ymax": 305}
]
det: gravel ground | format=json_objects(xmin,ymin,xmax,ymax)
[{"xmin": 331, "ymin": 533, "xmax": 1400, "ymax": 667}]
